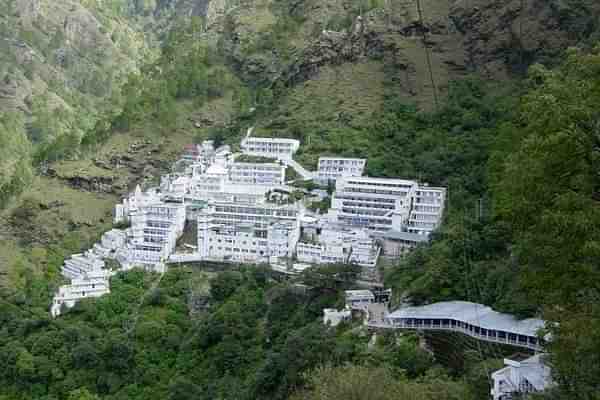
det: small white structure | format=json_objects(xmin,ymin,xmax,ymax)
[
  {"xmin": 316, "ymin": 157, "xmax": 366, "ymax": 184},
  {"xmin": 241, "ymin": 137, "xmax": 300, "ymax": 161},
  {"xmin": 61, "ymin": 253, "xmax": 106, "ymax": 280},
  {"xmin": 168, "ymin": 176, "xmax": 190, "ymax": 199},
  {"xmin": 51, "ymin": 269, "xmax": 111, "ymax": 317},
  {"xmin": 345, "ymin": 290, "xmax": 375, "ymax": 310},
  {"xmin": 296, "ymin": 241, "xmax": 349, "ymax": 265},
  {"xmin": 297, "ymin": 225, "xmax": 380, "ymax": 267},
  {"xmin": 491, "ymin": 354, "xmax": 553, "ymax": 400},
  {"xmin": 323, "ymin": 308, "xmax": 352, "ymax": 327}
]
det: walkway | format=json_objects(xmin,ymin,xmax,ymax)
[
  {"xmin": 283, "ymin": 158, "xmax": 314, "ymax": 181},
  {"xmin": 367, "ymin": 301, "xmax": 546, "ymax": 351}
]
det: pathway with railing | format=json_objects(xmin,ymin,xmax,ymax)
[{"xmin": 367, "ymin": 301, "xmax": 546, "ymax": 352}]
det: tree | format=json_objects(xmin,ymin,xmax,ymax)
[
  {"xmin": 492, "ymin": 48, "xmax": 600, "ymax": 398},
  {"xmin": 290, "ymin": 364, "xmax": 473, "ymax": 400},
  {"xmin": 67, "ymin": 388, "xmax": 100, "ymax": 400}
]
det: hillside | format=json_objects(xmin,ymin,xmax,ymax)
[{"xmin": 1, "ymin": 1, "xmax": 600, "ymax": 399}]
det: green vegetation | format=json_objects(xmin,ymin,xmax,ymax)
[
  {"xmin": 0, "ymin": 265, "xmax": 478, "ymax": 400},
  {"xmin": 383, "ymin": 48, "xmax": 600, "ymax": 399},
  {"xmin": 0, "ymin": 112, "xmax": 33, "ymax": 207}
]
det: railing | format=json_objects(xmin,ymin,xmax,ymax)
[{"xmin": 367, "ymin": 319, "xmax": 542, "ymax": 351}]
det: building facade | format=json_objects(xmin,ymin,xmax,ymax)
[
  {"xmin": 241, "ymin": 137, "xmax": 300, "ymax": 160},
  {"xmin": 491, "ymin": 355, "xmax": 553, "ymax": 400},
  {"xmin": 229, "ymin": 162, "xmax": 286, "ymax": 186},
  {"xmin": 407, "ymin": 185, "xmax": 446, "ymax": 235},
  {"xmin": 126, "ymin": 202, "xmax": 186, "ymax": 271},
  {"xmin": 197, "ymin": 202, "xmax": 303, "ymax": 263},
  {"xmin": 51, "ymin": 269, "xmax": 111, "ymax": 317},
  {"xmin": 379, "ymin": 230, "xmax": 430, "ymax": 259},
  {"xmin": 316, "ymin": 157, "xmax": 366, "ymax": 184},
  {"xmin": 329, "ymin": 176, "xmax": 417, "ymax": 231}
]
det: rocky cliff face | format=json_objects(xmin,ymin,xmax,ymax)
[{"xmin": 192, "ymin": 0, "xmax": 599, "ymax": 107}]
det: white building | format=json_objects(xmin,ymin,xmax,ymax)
[
  {"xmin": 329, "ymin": 177, "xmax": 446, "ymax": 236},
  {"xmin": 296, "ymin": 225, "xmax": 380, "ymax": 267},
  {"xmin": 329, "ymin": 176, "xmax": 417, "ymax": 232},
  {"xmin": 51, "ymin": 269, "xmax": 111, "ymax": 317},
  {"xmin": 125, "ymin": 201, "xmax": 186, "ymax": 272},
  {"xmin": 407, "ymin": 185, "xmax": 446, "ymax": 235},
  {"xmin": 61, "ymin": 253, "xmax": 106, "ymax": 280},
  {"xmin": 241, "ymin": 137, "xmax": 300, "ymax": 161},
  {"xmin": 316, "ymin": 157, "xmax": 366, "ymax": 184},
  {"xmin": 348, "ymin": 237, "xmax": 381, "ymax": 268},
  {"xmin": 296, "ymin": 241, "xmax": 349, "ymax": 265},
  {"xmin": 491, "ymin": 354, "xmax": 553, "ymax": 400},
  {"xmin": 323, "ymin": 308, "xmax": 352, "ymax": 327},
  {"xmin": 230, "ymin": 162, "xmax": 286, "ymax": 186},
  {"xmin": 345, "ymin": 290, "xmax": 375, "ymax": 310},
  {"xmin": 114, "ymin": 185, "xmax": 186, "ymax": 272},
  {"xmin": 196, "ymin": 201, "xmax": 303, "ymax": 263}
]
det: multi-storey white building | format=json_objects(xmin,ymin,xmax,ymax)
[
  {"xmin": 125, "ymin": 201, "xmax": 186, "ymax": 272},
  {"xmin": 491, "ymin": 354, "xmax": 553, "ymax": 400},
  {"xmin": 196, "ymin": 201, "xmax": 303, "ymax": 263},
  {"xmin": 296, "ymin": 226, "xmax": 380, "ymax": 267},
  {"xmin": 229, "ymin": 162, "xmax": 286, "ymax": 186},
  {"xmin": 407, "ymin": 185, "xmax": 446, "ymax": 235},
  {"xmin": 316, "ymin": 157, "xmax": 366, "ymax": 184},
  {"xmin": 197, "ymin": 219, "xmax": 298, "ymax": 263},
  {"xmin": 114, "ymin": 185, "xmax": 187, "ymax": 272},
  {"xmin": 51, "ymin": 269, "xmax": 111, "ymax": 317},
  {"xmin": 296, "ymin": 241, "xmax": 349, "ymax": 265},
  {"xmin": 328, "ymin": 177, "xmax": 446, "ymax": 236},
  {"xmin": 329, "ymin": 176, "xmax": 417, "ymax": 232},
  {"xmin": 61, "ymin": 253, "xmax": 106, "ymax": 280},
  {"xmin": 241, "ymin": 137, "xmax": 300, "ymax": 160}
]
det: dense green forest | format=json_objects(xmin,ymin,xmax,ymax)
[{"xmin": 1, "ymin": 264, "xmax": 492, "ymax": 400}]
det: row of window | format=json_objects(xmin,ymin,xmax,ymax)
[
  {"xmin": 339, "ymin": 216, "xmax": 393, "ymax": 226},
  {"xmin": 413, "ymin": 205, "xmax": 441, "ymax": 213},
  {"xmin": 214, "ymin": 206, "xmax": 296, "ymax": 217},
  {"xmin": 341, "ymin": 208, "xmax": 389, "ymax": 217},
  {"xmin": 341, "ymin": 201, "xmax": 395, "ymax": 210},
  {"xmin": 346, "ymin": 181, "xmax": 415, "ymax": 189},
  {"xmin": 345, "ymin": 188, "xmax": 410, "ymax": 196},
  {"xmin": 335, "ymin": 195, "xmax": 396, "ymax": 204},
  {"xmin": 390, "ymin": 318, "xmax": 539, "ymax": 345}
]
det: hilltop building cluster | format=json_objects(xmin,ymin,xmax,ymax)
[{"xmin": 51, "ymin": 132, "xmax": 446, "ymax": 315}]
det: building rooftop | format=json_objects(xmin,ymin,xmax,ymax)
[
  {"xmin": 381, "ymin": 230, "xmax": 430, "ymax": 242},
  {"xmin": 346, "ymin": 290, "xmax": 375, "ymax": 298},
  {"xmin": 493, "ymin": 354, "xmax": 553, "ymax": 392},
  {"xmin": 387, "ymin": 301, "xmax": 545, "ymax": 337},
  {"xmin": 319, "ymin": 157, "xmax": 366, "ymax": 161},
  {"xmin": 243, "ymin": 137, "xmax": 299, "ymax": 144},
  {"xmin": 205, "ymin": 164, "xmax": 228, "ymax": 175},
  {"xmin": 342, "ymin": 176, "xmax": 417, "ymax": 186}
]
